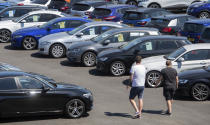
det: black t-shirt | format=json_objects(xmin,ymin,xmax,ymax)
[{"xmin": 161, "ymin": 67, "xmax": 177, "ymax": 89}]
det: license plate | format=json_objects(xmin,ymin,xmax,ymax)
[
  {"xmin": 188, "ymin": 38, "xmax": 194, "ymax": 42},
  {"xmin": 94, "ymin": 18, "xmax": 102, "ymax": 21},
  {"xmin": 127, "ymin": 24, "xmax": 134, "ymax": 27},
  {"xmin": 74, "ymin": 14, "xmax": 80, "ymax": 17}
]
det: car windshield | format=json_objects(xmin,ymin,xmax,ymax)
[
  {"xmin": 121, "ymin": 38, "xmax": 140, "ymax": 51},
  {"xmin": 68, "ymin": 24, "xmax": 87, "ymax": 35},
  {"xmin": 12, "ymin": 13, "xmax": 29, "ymax": 22},
  {"xmin": 72, "ymin": 3, "xmax": 90, "ymax": 11},
  {"xmin": 91, "ymin": 30, "xmax": 112, "ymax": 43},
  {"xmin": 39, "ymin": 18, "xmax": 56, "ymax": 28},
  {"xmin": 201, "ymin": 28, "xmax": 210, "ymax": 40},
  {"xmin": 184, "ymin": 23, "xmax": 204, "ymax": 33},
  {"xmin": 35, "ymin": 76, "xmax": 57, "ymax": 88},
  {"xmin": 123, "ymin": 11, "xmax": 148, "ymax": 20},
  {"xmin": 92, "ymin": 8, "xmax": 111, "ymax": 16},
  {"xmin": 165, "ymin": 47, "xmax": 186, "ymax": 60},
  {"xmin": 32, "ymin": 0, "xmax": 49, "ymax": 4},
  {"xmin": 150, "ymin": 18, "xmax": 170, "ymax": 26}
]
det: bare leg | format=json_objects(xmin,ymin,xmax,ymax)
[
  {"xmin": 130, "ymin": 99, "xmax": 139, "ymax": 113},
  {"xmin": 166, "ymin": 100, "xmax": 172, "ymax": 113},
  {"xmin": 138, "ymin": 99, "xmax": 143, "ymax": 115}
]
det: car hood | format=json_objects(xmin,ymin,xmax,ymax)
[
  {"xmin": 98, "ymin": 48, "xmax": 122, "ymax": 57},
  {"xmin": 69, "ymin": 40, "xmax": 95, "ymax": 49},
  {"xmin": 55, "ymin": 83, "xmax": 90, "ymax": 93},
  {"xmin": 142, "ymin": 55, "xmax": 166, "ymax": 64},
  {"xmin": 39, "ymin": 32, "xmax": 70, "ymax": 43},
  {"xmin": 178, "ymin": 67, "xmax": 209, "ymax": 79},
  {"xmin": 14, "ymin": 26, "xmax": 41, "ymax": 35},
  {"xmin": 141, "ymin": 55, "xmax": 166, "ymax": 70}
]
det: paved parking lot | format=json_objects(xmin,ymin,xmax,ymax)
[{"xmin": 0, "ymin": 43, "xmax": 210, "ymax": 125}]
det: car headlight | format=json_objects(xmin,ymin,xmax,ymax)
[
  {"xmin": 40, "ymin": 41, "xmax": 51, "ymax": 45},
  {"xmin": 83, "ymin": 93, "xmax": 92, "ymax": 98},
  {"xmin": 99, "ymin": 57, "xmax": 108, "ymax": 61},
  {"xmin": 69, "ymin": 48, "xmax": 80, "ymax": 53},
  {"xmin": 14, "ymin": 35, "xmax": 23, "ymax": 38},
  {"xmin": 179, "ymin": 79, "xmax": 188, "ymax": 84}
]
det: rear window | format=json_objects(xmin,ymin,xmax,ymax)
[
  {"xmin": 184, "ymin": 23, "xmax": 204, "ymax": 33},
  {"xmin": 151, "ymin": 18, "xmax": 170, "ymax": 26},
  {"xmin": 202, "ymin": 28, "xmax": 210, "ymax": 40},
  {"xmin": 72, "ymin": 3, "xmax": 91, "ymax": 11},
  {"xmin": 32, "ymin": 0, "xmax": 49, "ymax": 4},
  {"xmin": 92, "ymin": 8, "xmax": 111, "ymax": 16},
  {"xmin": 0, "ymin": 78, "xmax": 17, "ymax": 90},
  {"xmin": 123, "ymin": 12, "xmax": 148, "ymax": 20}
]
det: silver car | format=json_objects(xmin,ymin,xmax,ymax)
[{"xmin": 38, "ymin": 21, "xmax": 127, "ymax": 58}]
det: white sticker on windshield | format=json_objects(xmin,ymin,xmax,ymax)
[
  {"xmin": 8, "ymin": 11, "xmax": 14, "ymax": 17},
  {"xmin": 89, "ymin": 28, "xmax": 95, "ymax": 35},
  {"xmin": 145, "ymin": 42, "xmax": 152, "ymax": 50}
]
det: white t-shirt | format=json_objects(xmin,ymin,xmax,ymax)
[{"xmin": 130, "ymin": 64, "xmax": 146, "ymax": 87}]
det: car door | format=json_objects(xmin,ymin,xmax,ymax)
[{"xmin": 78, "ymin": 26, "xmax": 101, "ymax": 40}]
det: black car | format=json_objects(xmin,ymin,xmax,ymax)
[
  {"xmin": 199, "ymin": 26, "xmax": 210, "ymax": 43},
  {"xmin": 147, "ymin": 14, "xmax": 196, "ymax": 35},
  {"xmin": 96, "ymin": 35, "xmax": 191, "ymax": 76},
  {"xmin": 0, "ymin": 71, "xmax": 93, "ymax": 118},
  {"xmin": 178, "ymin": 66, "xmax": 210, "ymax": 101},
  {"xmin": 0, "ymin": 5, "xmax": 47, "ymax": 21}
]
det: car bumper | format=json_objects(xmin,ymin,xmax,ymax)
[
  {"xmin": 66, "ymin": 51, "xmax": 82, "ymax": 63},
  {"xmin": 176, "ymin": 84, "xmax": 191, "ymax": 97},
  {"xmin": 96, "ymin": 60, "xmax": 109, "ymax": 73},
  {"xmin": 38, "ymin": 44, "xmax": 51, "ymax": 55},
  {"xmin": 85, "ymin": 96, "xmax": 93, "ymax": 112},
  {"xmin": 11, "ymin": 37, "xmax": 23, "ymax": 48}
]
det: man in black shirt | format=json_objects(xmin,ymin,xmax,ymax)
[{"xmin": 156, "ymin": 60, "xmax": 178, "ymax": 116}]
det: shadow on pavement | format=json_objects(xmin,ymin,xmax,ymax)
[
  {"xmin": 104, "ymin": 112, "xmax": 132, "ymax": 119},
  {"xmin": 4, "ymin": 45, "xmax": 22, "ymax": 50},
  {"xmin": 60, "ymin": 60, "xmax": 83, "ymax": 67},
  {"xmin": 89, "ymin": 69, "xmax": 108, "ymax": 76},
  {"xmin": 122, "ymin": 79, "xmax": 131, "ymax": 87},
  {"xmin": 31, "ymin": 52, "xmax": 53, "ymax": 59},
  {"xmin": 142, "ymin": 109, "xmax": 163, "ymax": 115}
]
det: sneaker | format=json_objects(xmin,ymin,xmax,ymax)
[
  {"xmin": 161, "ymin": 110, "xmax": 172, "ymax": 116},
  {"xmin": 132, "ymin": 112, "xmax": 141, "ymax": 119}
]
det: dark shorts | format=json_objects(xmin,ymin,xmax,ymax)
[
  {"xmin": 163, "ymin": 87, "xmax": 176, "ymax": 100},
  {"xmin": 129, "ymin": 87, "xmax": 144, "ymax": 99}
]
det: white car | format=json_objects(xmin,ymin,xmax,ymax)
[
  {"xmin": 138, "ymin": 0, "xmax": 206, "ymax": 9},
  {"xmin": 18, "ymin": 0, "xmax": 52, "ymax": 7},
  {"xmin": 142, "ymin": 43, "xmax": 210, "ymax": 88},
  {"xmin": 0, "ymin": 10, "xmax": 67, "ymax": 42}
]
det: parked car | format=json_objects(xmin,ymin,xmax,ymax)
[
  {"xmin": 71, "ymin": 1, "xmax": 107, "ymax": 17},
  {"xmin": 117, "ymin": 0, "xmax": 140, "ymax": 6},
  {"xmin": 0, "ymin": 5, "xmax": 47, "ymax": 21},
  {"xmin": 96, "ymin": 35, "xmax": 191, "ymax": 77},
  {"xmin": 122, "ymin": 8, "xmax": 171, "ymax": 27},
  {"xmin": 187, "ymin": 0, "xmax": 210, "ymax": 18},
  {"xmin": 141, "ymin": 43, "xmax": 210, "ymax": 88},
  {"xmin": 20, "ymin": 0, "xmax": 51, "ymax": 7},
  {"xmin": 138, "ymin": 0, "xmax": 204, "ymax": 10},
  {"xmin": 11, "ymin": 17, "xmax": 92, "ymax": 50},
  {"xmin": 0, "ymin": 62, "xmax": 21, "ymax": 71},
  {"xmin": 199, "ymin": 26, "xmax": 210, "ymax": 42},
  {"xmin": 177, "ymin": 66, "xmax": 210, "ymax": 101},
  {"xmin": 179, "ymin": 19, "xmax": 210, "ymax": 43},
  {"xmin": 147, "ymin": 14, "xmax": 196, "ymax": 35},
  {"xmin": 0, "ymin": 10, "xmax": 67, "ymax": 43},
  {"xmin": 67, "ymin": 27, "xmax": 160, "ymax": 67},
  {"xmin": 38, "ymin": 21, "xmax": 127, "ymax": 58},
  {"xmin": 89, "ymin": 4, "xmax": 136, "ymax": 22},
  {"xmin": 0, "ymin": 71, "xmax": 93, "ymax": 118}
]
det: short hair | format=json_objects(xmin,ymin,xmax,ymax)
[
  {"xmin": 135, "ymin": 56, "xmax": 142, "ymax": 63},
  {"xmin": 166, "ymin": 60, "xmax": 172, "ymax": 66}
]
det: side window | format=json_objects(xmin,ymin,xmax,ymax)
[
  {"xmin": 178, "ymin": 17, "xmax": 187, "ymax": 26},
  {"xmin": 100, "ymin": 26, "xmax": 115, "ymax": 33},
  {"xmin": 18, "ymin": 77, "xmax": 43, "ymax": 89},
  {"xmin": 138, "ymin": 40, "xmax": 156, "ymax": 51},
  {"xmin": 24, "ymin": 14, "xmax": 41, "ymax": 22},
  {"xmin": 168, "ymin": 19, "xmax": 177, "ymax": 27},
  {"xmin": 0, "ymin": 77, "xmax": 17, "ymax": 90},
  {"xmin": 51, "ymin": 21, "xmax": 66, "ymax": 29},
  {"xmin": 67, "ymin": 20, "xmax": 86, "ymax": 28},
  {"xmin": 105, "ymin": 32, "xmax": 129, "ymax": 43},
  {"xmin": 2, "ymin": 9, "xmax": 15, "ymax": 18},
  {"xmin": 39, "ymin": 14, "xmax": 60, "ymax": 22},
  {"xmin": 182, "ymin": 49, "xmax": 209, "ymax": 61},
  {"xmin": 14, "ymin": 9, "xmax": 30, "ymax": 17},
  {"xmin": 129, "ymin": 32, "xmax": 149, "ymax": 41},
  {"xmin": 158, "ymin": 40, "xmax": 178, "ymax": 50},
  {"xmin": 81, "ymin": 26, "xmax": 100, "ymax": 35}
]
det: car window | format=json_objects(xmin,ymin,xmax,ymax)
[
  {"xmin": 100, "ymin": 26, "xmax": 115, "ymax": 33},
  {"xmin": 67, "ymin": 20, "xmax": 86, "ymax": 28},
  {"xmin": 14, "ymin": 9, "xmax": 30, "ymax": 17},
  {"xmin": 137, "ymin": 40, "xmax": 156, "ymax": 51},
  {"xmin": 81, "ymin": 26, "xmax": 100, "ymax": 35},
  {"xmin": 0, "ymin": 77, "xmax": 17, "ymax": 90},
  {"xmin": 18, "ymin": 77, "xmax": 44, "ymax": 89},
  {"xmin": 129, "ymin": 32, "xmax": 149, "ymax": 41},
  {"xmin": 2, "ymin": 9, "xmax": 15, "ymax": 18},
  {"xmin": 182, "ymin": 49, "xmax": 209, "ymax": 61},
  {"xmin": 105, "ymin": 32, "xmax": 129, "ymax": 43},
  {"xmin": 24, "ymin": 14, "xmax": 41, "ymax": 22},
  {"xmin": 39, "ymin": 14, "xmax": 60, "ymax": 22},
  {"xmin": 158, "ymin": 40, "xmax": 178, "ymax": 50},
  {"xmin": 51, "ymin": 21, "xmax": 66, "ymax": 29}
]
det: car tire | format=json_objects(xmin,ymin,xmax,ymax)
[
  {"xmin": 146, "ymin": 71, "xmax": 162, "ymax": 88},
  {"xmin": 148, "ymin": 3, "xmax": 161, "ymax": 8},
  {"xmin": 191, "ymin": 83, "xmax": 209, "ymax": 101},
  {"xmin": 22, "ymin": 36, "xmax": 37, "ymax": 50},
  {"xmin": 50, "ymin": 43, "xmax": 66, "ymax": 58},
  {"xmin": 199, "ymin": 11, "xmax": 210, "ymax": 19},
  {"xmin": 110, "ymin": 61, "xmax": 126, "ymax": 76},
  {"xmin": 65, "ymin": 99, "xmax": 85, "ymax": 118},
  {"xmin": 82, "ymin": 52, "xmax": 96, "ymax": 67},
  {"xmin": 0, "ymin": 29, "xmax": 11, "ymax": 43},
  {"xmin": 126, "ymin": 0, "xmax": 138, "ymax": 6}
]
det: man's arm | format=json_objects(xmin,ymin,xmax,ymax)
[
  {"xmin": 127, "ymin": 73, "xmax": 133, "ymax": 90},
  {"xmin": 155, "ymin": 75, "xmax": 163, "ymax": 88},
  {"xmin": 176, "ymin": 76, "xmax": 179, "ymax": 89}
]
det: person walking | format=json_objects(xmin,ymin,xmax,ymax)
[
  {"xmin": 156, "ymin": 60, "xmax": 179, "ymax": 116},
  {"xmin": 127, "ymin": 56, "xmax": 146, "ymax": 119}
]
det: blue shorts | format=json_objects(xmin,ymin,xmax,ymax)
[{"xmin": 129, "ymin": 86, "xmax": 144, "ymax": 99}]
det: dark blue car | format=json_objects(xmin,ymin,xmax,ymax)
[
  {"xmin": 11, "ymin": 17, "xmax": 92, "ymax": 50},
  {"xmin": 89, "ymin": 4, "xmax": 136, "ymax": 22},
  {"xmin": 122, "ymin": 8, "xmax": 171, "ymax": 27},
  {"xmin": 179, "ymin": 19, "xmax": 210, "ymax": 43},
  {"xmin": 187, "ymin": 1, "xmax": 210, "ymax": 18}
]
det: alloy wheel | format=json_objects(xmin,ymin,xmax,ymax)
[
  {"xmin": 199, "ymin": 12, "xmax": 210, "ymax": 19},
  {"xmin": 50, "ymin": 44, "xmax": 65, "ymax": 58},
  {"xmin": 146, "ymin": 71, "xmax": 161, "ymax": 88},
  {"xmin": 0, "ymin": 29, "xmax": 11, "ymax": 43},
  {"xmin": 83, "ymin": 52, "xmax": 96, "ymax": 67},
  {"xmin": 66, "ymin": 99, "xmax": 85, "ymax": 118},
  {"xmin": 148, "ymin": 3, "xmax": 160, "ymax": 8},
  {"xmin": 23, "ymin": 37, "xmax": 37, "ymax": 50},
  {"xmin": 127, "ymin": 1, "xmax": 137, "ymax": 6},
  {"xmin": 192, "ymin": 83, "xmax": 209, "ymax": 101},
  {"xmin": 110, "ymin": 61, "xmax": 126, "ymax": 76}
]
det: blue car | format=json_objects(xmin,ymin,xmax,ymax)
[
  {"xmin": 89, "ymin": 4, "xmax": 136, "ymax": 22},
  {"xmin": 122, "ymin": 8, "xmax": 171, "ymax": 27},
  {"xmin": 0, "ymin": 1, "xmax": 14, "ymax": 11},
  {"xmin": 11, "ymin": 17, "xmax": 92, "ymax": 50},
  {"xmin": 179, "ymin": 19, "xmax": 210, "ymax": 43},
  {"xmin": 187, "ymin": 1, "xmax": 210, "ymax": 19}
]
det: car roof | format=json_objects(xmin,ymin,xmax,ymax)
[
  {"xmin": 0, "ymin": 71, "xmax": 32, "ymax": 78},
  {"xmin": 75, "ymin": 1, "xmax": 106, "ymax": 6},
  {"xmin": 154, "ymin": 14, "xmax": 191, "ymax": 19},
  {"xmin": 53, "ymin": 17, "xmax": 91, "ymax": 22},
  {"xmin": 137, "ymin": 35, "xmax": 187, "ymax": 41},
  {"xmin": 183, "ymin": 43, "xmax": 210, "ymax": 51},
  {"xmin": 3, "ymin": 5, "xmax": 46, "ymax": 9},
  {"xmin": 107, "ymin": 27, "xmax": 159, "ymax": 33},
  {"xmin": 186, "ymin": 19, "xmax": 210, "ymax": 25},
  {"xmin": 28, "ymin": 9, "xmax": 61, "ymax": 15},
  {"xmin": 126, "ymin": 8, "xmax": 166, "ymax": 13},
  {"xmin": 84, "ymin": 21, "xmax": 126, "ymax": 27},
  {"xmin": 97, "ymin": 4, "xmax": 134, "ymax": 9}
]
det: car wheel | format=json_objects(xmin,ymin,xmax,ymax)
[
  {"xmin": 50, "ymin": 44, "xmax": 66, "ymax": 58},
  {"xmin": 146, "ymin": 71, "xmax": 161, "ymax": 88},
  {"xmin": 65, "ymin": 99, "xmax": 85, "ymax": 118},
  {"xmin": 191, "ymin": 83, "xmax": 209, "ymax": 101},
  {"xmin": 22, "ymin": 36, "xmax": 37, "ymax": 50},
  {"xmin": 82, "ymin": 52, "xmax": 96, "ymax": 67},
  {"xmin": 199, "ymin": 11, "xmax": 210, "ymax": 19},
  {"xmin": 110, "ymin": 61, "xmax": 126, "ymax": 76},
  {"xmin": 126, "ymin": 0, "xmax": 137, "ymax": 6},
  {"xmin": 148, "ymin": 3, "xmax": 161, "ymax": 8},
  {"xmin": 0, "ymin": 29, "xmax": 11, "ymax": 43}
]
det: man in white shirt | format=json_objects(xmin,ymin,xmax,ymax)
[{"xmin": 127, "ymin": 56, "xmax": 146, "ymax": 119}]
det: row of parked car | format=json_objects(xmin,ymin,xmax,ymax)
[{"xmin": 0, "ymin": 0, "xmax": 210, "ymax": 119}]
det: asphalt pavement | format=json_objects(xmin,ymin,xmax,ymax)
[{"xmin": 0, "ymin": 43, "xmax": 209, "ymax": 125}]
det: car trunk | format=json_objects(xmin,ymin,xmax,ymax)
[
  {"xmin": 91, "ymin": 8, "xmax": 111, "ymax": 19},
  {"xmin": 147, "ymin": 18, "xmax": 171, "ymax": 31}
]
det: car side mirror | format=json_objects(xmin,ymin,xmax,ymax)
[
  {"xmin": 103, "ymin": 40, "xmax": 110, "ymax": 45},
  {"xmin": 41, "ymin": 86, "xmax": 50, "ymax": 93},
  {"xmin": 20, "ymin": 19, "xmax": 26, "ymax": 23},
  {"xmin": 76, "ymin": 32, "xmax": 83, "ymax": 38},
  {"xmin": 177, "ymin": 57, "xmax": 184, "ymax": 62}
]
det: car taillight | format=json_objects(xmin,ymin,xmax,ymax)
[
  {"xmin": 137, "ymin": 21, "xmax": 147, "ymax": 26},
  {"xmin": 18, "ymin": 3, "xmax": 24, "ymax": 6},
  {"xmin": 104, "ymin": 16, "xmax": 116, "ymax": 21},
  {"xmin": 162, "ymin": 27, "xmax": 172, "ymax": 33},
  {"xmin": 61, "ymin": 6, "xmax": 69, "ymax": 11}
]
